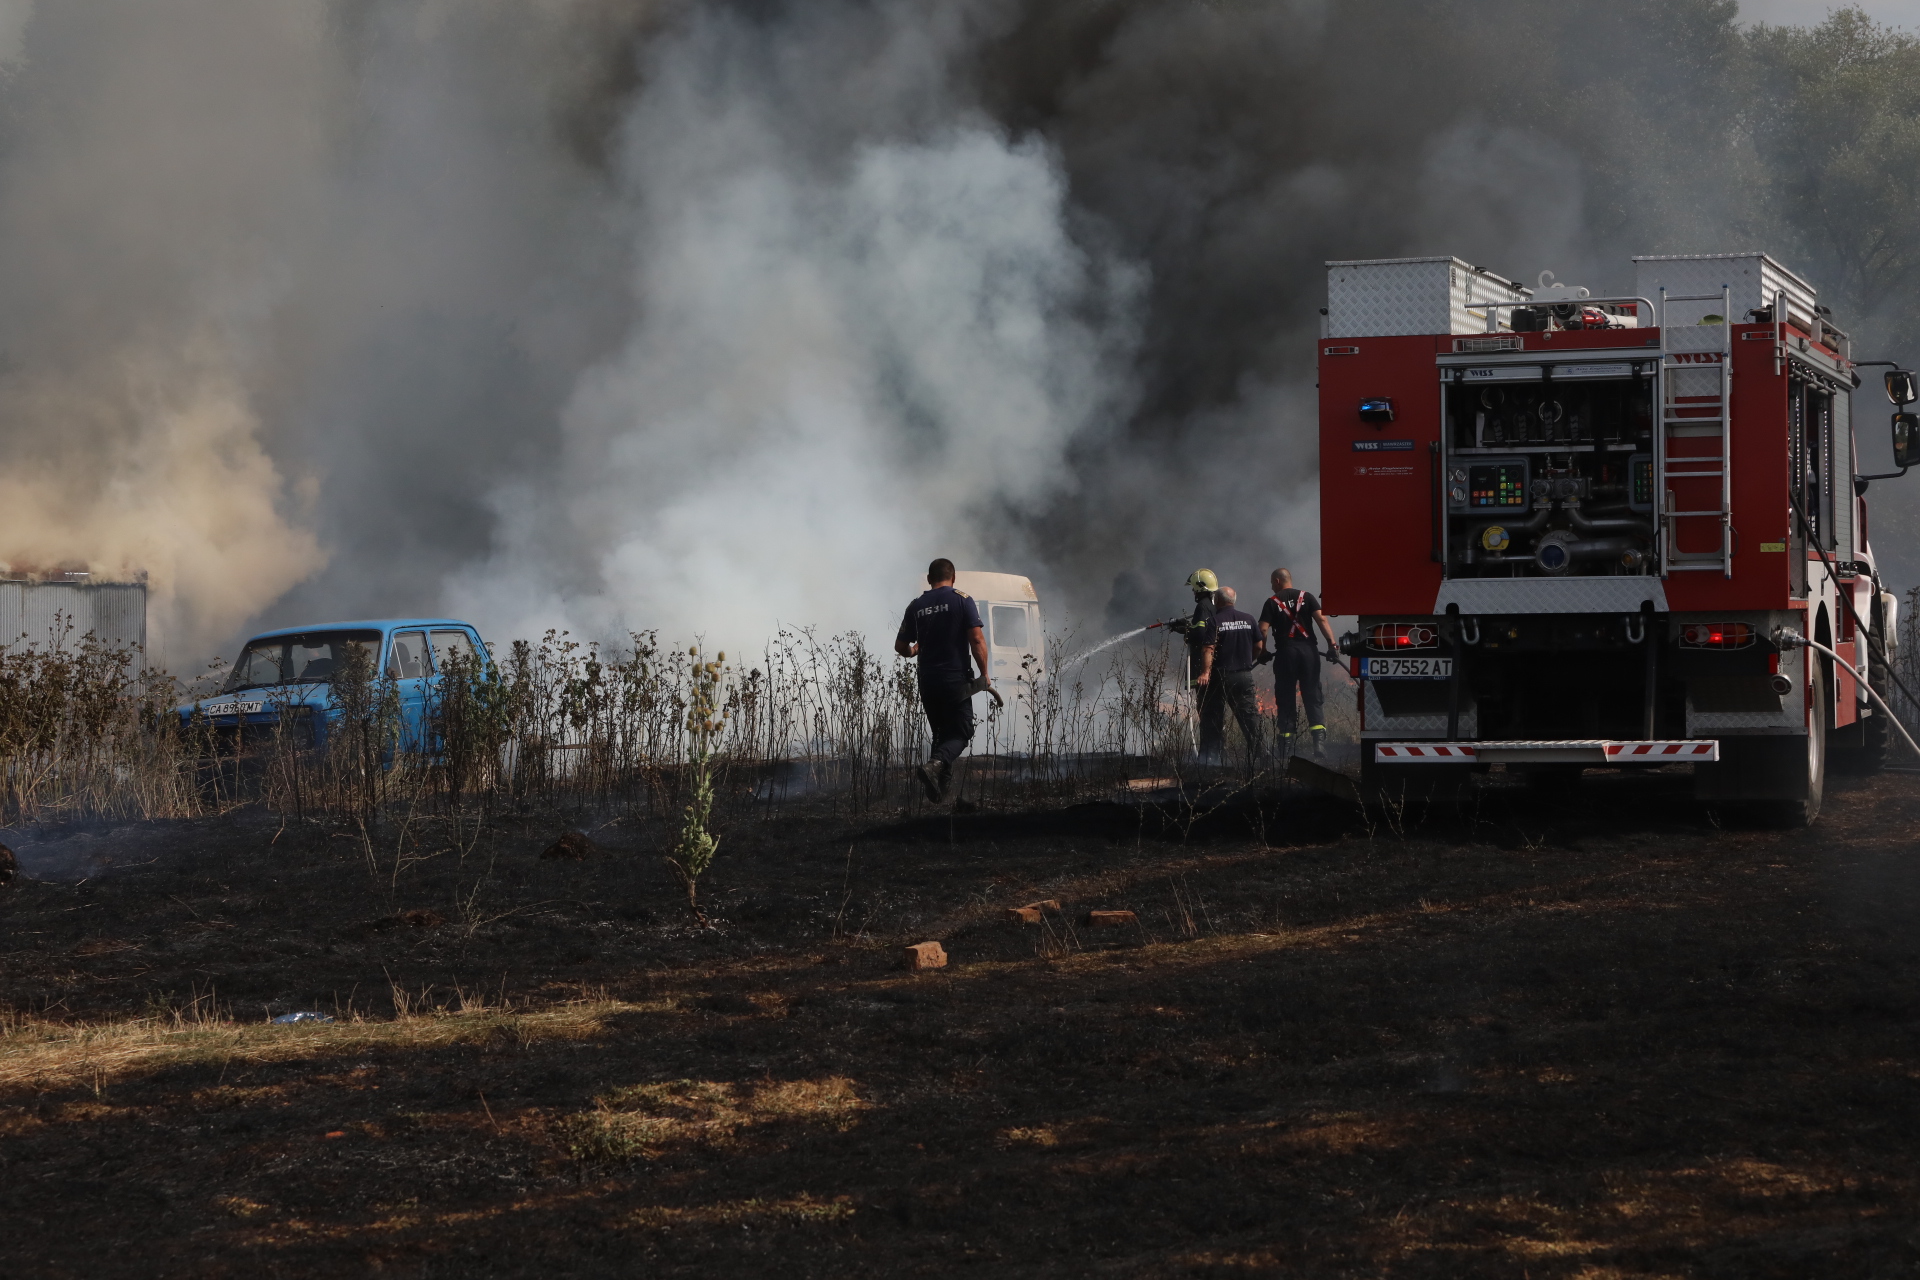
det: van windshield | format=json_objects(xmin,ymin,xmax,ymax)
[{"xmin": 225, "ymin": 631, "xmax": 382, "ymax": 692}]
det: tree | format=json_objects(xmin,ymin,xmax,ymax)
[{"xmin": 1747, "ymin": 9, "xmax": 1920, "ymax": 328}]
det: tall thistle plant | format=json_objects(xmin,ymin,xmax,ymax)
[{"xmin": 666, "ymin": 647, "xmax": 727, "ymax": 922}]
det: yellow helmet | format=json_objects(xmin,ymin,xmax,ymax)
[{"xmin": 1185, "ymin": 568, "xmax": 1219, "ymax": 593}]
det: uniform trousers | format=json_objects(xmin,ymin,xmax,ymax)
[
  {"xmin": 918, "ymin": 674, "xmax": 975, "ymax": 765},
  {"xmin": 1275, "ymin": 642, "xmax": 1325, "ymax": 737},
  {"xmin": 1199, "ymin": 668, "xmax": 1263, "ymax": 762}
]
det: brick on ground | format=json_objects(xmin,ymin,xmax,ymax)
[
  {"xmin": 1083, "ymin": 910, "xmax": 1137, "ymax": 928},
  {"xmin": 902, "ymin": 941, "xmax": 947, "ymax": 970},
  {"xmin": 1005, "ymin": 899, "xmax": 1062, "ymax": 924}
]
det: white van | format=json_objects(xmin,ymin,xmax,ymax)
[{"xmin": 923, "ymin": 570, "xmax": 1046, "ymax": 687}]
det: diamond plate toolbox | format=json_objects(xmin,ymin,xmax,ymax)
[
  {"xmin": 1326, "ymin": 257, "xmax": 1530, "ymax": 338},
  {"xmin": 1633, "ymin": 253, "xmax": 1818, "ymax": 330}
]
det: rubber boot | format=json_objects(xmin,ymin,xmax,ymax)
[
  {"xmin": 934, "ymin": 759, "xmax": 954, "ymax": 801},
  {"xmin": 1310, "ymin": 725, "xmax": 1327, "ymax": 753},
  {"xmin": 916, "ymin": 761, "xmax": 942, "ymax": 803}
]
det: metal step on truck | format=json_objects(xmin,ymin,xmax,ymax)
[{"xmin": 1319, "ymin": 253, "xmax": 1918, "ymax": 823}]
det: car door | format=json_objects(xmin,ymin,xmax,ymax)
[
  {"xmin": 386, "ymin": 630, "xmax": 433, "ymax": 752},
  {"xmin": 428, "ymin": 627, "xmax": 478, "ymax": 676},
  {"xmin": 425, "ymin": 628, "xmax": 483, "ymax": 753}
]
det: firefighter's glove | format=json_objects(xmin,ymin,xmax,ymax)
[
  {"xmin": 1322, "ymin": 648, "xmax": 1343, "ymax": 666},
  {"xmin": 1254, "ymin": 650, "xmax": 1273, "ymax": 667},
  {"xmin": 1166, "ymin": 617, "xmax": 1194, "ymax": 637}
]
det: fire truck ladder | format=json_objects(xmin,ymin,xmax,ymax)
[{"xmin": 1657, "ymin": 285, "xmax": 1734, "ymax": 578}]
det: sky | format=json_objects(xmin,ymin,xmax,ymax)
[{"xmin": 1742, "ymin": 0, "xmax": 1920, "ymax": 25}]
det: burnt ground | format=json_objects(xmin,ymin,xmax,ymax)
[{"xmin": 3, "ymin": 766, "xmax": 1920, "ymax": 1277}]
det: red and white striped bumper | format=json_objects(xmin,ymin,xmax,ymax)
[{"xmin": 1373, "ymin": 739, "xmax": 1719, "ymax": 764}]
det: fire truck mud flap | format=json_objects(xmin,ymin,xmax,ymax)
[{"xmin": 1372, "ymin": 740, "xmax": 1720, "ymax": 764}]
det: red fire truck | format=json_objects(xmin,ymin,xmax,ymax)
[{"xmin": 1319, "ymin": 253, "xmax": 1918, "ymax": 823}]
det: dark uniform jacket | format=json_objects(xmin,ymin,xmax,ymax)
[
  {"xmin": 1209, "ymin": 606, "xmax": 1260, "ymax": 673},
  {"xmin": 1184, "ymin": 596, "xmax": 1217, "ymax": 656},
  {"xmin": 896, "ymin": 586, "xmax": 982, "ymax": 681},
  {"xmin": 1259, "ymin": 589, "xmax": 1322, "ymax": 646}
]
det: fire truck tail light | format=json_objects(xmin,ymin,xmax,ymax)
[
  {"xmin": 1679, "ymin": 622, "xmax": 1755, "ymax": 649},
  {"xmin": 1368, "ymin": 624, "xmax": 1437, "ymax": 650}
]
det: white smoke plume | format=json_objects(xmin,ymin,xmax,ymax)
[
  {"xmin": 0, "ymin": 345, "xmax": 326, "ymax": 660},
  {"xmin": 0, "ymin": 3, "xmax": 339, "ymax": 657},
  {"xmin": 451, "ymin": 3, "xmax": 1140, "ymax": 646},
  {"xmin": 0, "ymin": 0, "xmax": 1139, "ymax": 660}
]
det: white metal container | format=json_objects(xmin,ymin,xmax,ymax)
[
  {"xmin": 1633, "ymin": 253, "xmax": 1818, "ymax": 331},
  {"xmin": 0, "ymin": 579, "xmax": 148, "ymax": 654},
  {"xmin": 1326, "ymin": 257, "xmax": 1531, "ymax": 338}
]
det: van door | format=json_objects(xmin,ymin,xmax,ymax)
[
  {"xmin": 986, "ymin": 601, "xmax": 1043, "ymax": 686},
  {"xmin": 386, "ymin": 630, "xmax": 433, "ymax": 752}
]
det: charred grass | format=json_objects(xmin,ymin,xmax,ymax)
[{"xmin": 4, "ymin": 768, "xmax": 1920, "ymax": 1276}]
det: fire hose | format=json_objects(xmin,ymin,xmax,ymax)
[
  {"xmin": 1775, "ymin": 628, "xmax": 1920, "ymax": 761},
  {"xmin": 1156, "ymin": 617, "xmax": 1342, "ymax": 666},
  {"xmin": 967, "ymin": 674, "xmax": 1004, "ymax": 710}
]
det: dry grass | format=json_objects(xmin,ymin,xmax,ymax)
[
  {"xmin": 0, "ymin": 996, "xmax": 645, "ymax": 1091},
  {"xmin": 1, "ymin": 623, "xmax": 1257, "ymax": 833},
  {"xmin": 557, "ymin": 1075, "xmax": 867, "ymax": 1164}
]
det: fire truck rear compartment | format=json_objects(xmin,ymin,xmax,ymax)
[{"xmin": 1444, "ymin": 372, "xmax": 1657, "ymax": 578}]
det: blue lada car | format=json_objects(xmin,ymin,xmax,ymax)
[{"xmin": 177, "ymin": 618, "xmax": 489, "ymax": 750}]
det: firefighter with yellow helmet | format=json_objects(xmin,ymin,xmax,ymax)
[{"xmin": 1166, "ymin": 568, "xmax": 1220, "ymax": 685}]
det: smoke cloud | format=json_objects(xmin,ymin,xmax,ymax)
[
  {"xmin": 0, "ymin": 0, "xmax": 1906, "ymax": 662},
  {"xmin": 450, "ymin": 2, "xmax": 1140, "ymax": 645},
  {"xmin": 0, "ymin": 3, "xmax": 339, "ymax": 656}
]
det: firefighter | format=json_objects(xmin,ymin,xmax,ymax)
[
  {"xmin": 1259, "ymin": 567, "xmax": 1341, "ymax": 753},
  {"xmin": 895, "ymin": 557, "xmax": 991, "ymax": 803},
  {"xmin": 1166, "ymin": 568, "xmax": 1219, "ymax": 683},
  {"xmin": 1195, "ymin": 586, "xmax": 1264, "ymax": 764}
]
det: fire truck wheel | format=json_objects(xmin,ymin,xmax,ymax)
[
  {"xmin": 1693, "ymin": 660, "xmax": 1825, "ymax": 825},
  {"xmin": 1768, "ymin": 658, "xmax": 1827, "ymax": 827}
]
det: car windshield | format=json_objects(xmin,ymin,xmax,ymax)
[{"xmin": 224, "ymin": 631, "xmax": 382, "ymax": 692}]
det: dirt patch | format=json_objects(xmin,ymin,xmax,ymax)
[{"xmin": 4, "ymin": 769, "xmax": 1920, "ymax": 1275}]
